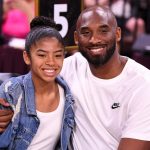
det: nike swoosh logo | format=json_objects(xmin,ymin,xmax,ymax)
[{"xmin": 111, "ymin": 103, "xmax": 120, "ymax": 109}]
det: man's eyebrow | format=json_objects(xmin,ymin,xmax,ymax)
[
  {"xmin": 99, "ymin": 24, "xmax": 109, "ymax": 28},
  {"xmin": 80, "ymin": 24, "xmax": 109, "ymax": 30},
  {"xmin": 80, "ymin": 26, "xmax": 89, "ymax": 30}
]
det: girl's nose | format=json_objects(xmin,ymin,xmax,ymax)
[{"xmin": 45, "ymin": 55, "xmax": 55, "ymax": 66}]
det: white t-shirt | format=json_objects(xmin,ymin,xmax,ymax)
[
  {"xmin": 27, "ymin": 85, "xmax": 65, "ymax": 150},
  {"xmin": 61, "ymin": 52, "xmax": 150, "ymax": 150}
]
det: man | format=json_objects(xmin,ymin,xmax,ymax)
[{"xmin": 1, "ymin": 6, "xmax": 150, "ymax": 150}]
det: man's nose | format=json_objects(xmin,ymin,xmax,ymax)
[{"xmin": 89, "ymin": 32, "xmax": 101, "ymax": 44}]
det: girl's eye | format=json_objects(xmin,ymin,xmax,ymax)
[
  {"xmin": 55, "ymin": 54, "xmax": 63, "ymax": 58},
  {"xmin": 38, "ymin": 54, "xmax": 46, "ymax": 57}
]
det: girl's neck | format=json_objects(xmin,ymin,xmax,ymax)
[
  {"xmin": 34, "ymin": 81, "xmax": 60, "ymax": 112},
  {"xmin": 31, "ymin": 74, "xmax": 57, "ymax": 95},
  {"xmin": 34, "ymin": 81, "xmax": 57, "ymax": 95}
]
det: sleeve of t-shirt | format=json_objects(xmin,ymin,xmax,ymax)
[{"xmin": 121, "ymin": 84, "xmax": 150, "ymax": 141}]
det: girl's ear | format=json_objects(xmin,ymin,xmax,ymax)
[{"xmin": 23, "ymin": 51, "xmax": 31, "ymax": 65}]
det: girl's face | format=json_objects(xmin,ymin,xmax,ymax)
[{"xmin": 23, "ymin": 37, "xmax": 64, "ymax": 84}]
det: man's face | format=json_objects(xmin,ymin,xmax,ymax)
[{"xmin": 75, "ymin": 8, "xmax": 120, "ymax": 67}]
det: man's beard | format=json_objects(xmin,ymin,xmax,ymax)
[{"xmin": 79, "ymin": 41, "xmax": 116, "ymax": 67}]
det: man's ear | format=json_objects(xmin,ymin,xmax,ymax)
[
  {"xmin": 74, "ymin": 31, "xmax": 79, "ymax": 45},
  {"xmin": 23, "ymin": 51, "xmax": 31, "ymax": 65},
  {"xmin": 116, "ymin": 27, "xmax": 121, "ymax": 42}
]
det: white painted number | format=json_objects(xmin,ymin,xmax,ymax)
[{"xmin": 54, "ymin": 4, "xmax": 68, "ymax": 37}]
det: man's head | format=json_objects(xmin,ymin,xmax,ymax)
[{"xmin": 74, "ymin": 6, "xmax": 121, "ymax": 67}]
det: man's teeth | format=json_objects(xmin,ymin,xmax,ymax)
[{"xmin": 91, "ymin": 48, "xmax": 103, "ymax": 52}]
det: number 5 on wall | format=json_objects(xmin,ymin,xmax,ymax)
[{"xmin": 54, "ymin": 4, "xmax": 68, "ymax": 38}]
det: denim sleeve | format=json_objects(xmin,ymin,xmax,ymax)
[
  {"xmin": 0, "ymin": 80, "xmax": 13, "ymax": 110},
  {"xmin": 0, "ymin": 123, "xmax": 13, "ymax": 148},
  {"xmin": 0, "ymin": 81, "xmax": 14, "ymax": 148}
]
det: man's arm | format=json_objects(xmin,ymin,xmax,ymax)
[
  {"xmin": 117, "ymin": 84, "xmax": 150, "ymax": 150},
  {"xmin": 118, "ymin": 138, "xmax": 150, "ymax": 150},
  {"xmin": 0, "ymin": 98, "xmax": 13, "ymax": 133}
]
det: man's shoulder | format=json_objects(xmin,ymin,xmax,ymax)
[
  {"xmin": 61, "ymin": 52, "xmax": 87, "ymax": 79},
  {"xmin": 127, "ymin": 58, "xmax": 150, "ymax": 81},
  {"xmin": 63, "ymin": 52, "xmax": 87, "ymax": 69},
  {"xmin": 64, "ymin": 52, "xmax": 83, "ymax": 61}
]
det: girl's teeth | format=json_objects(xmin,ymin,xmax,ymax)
[{"xmin": 44, "ymin": 69, "xmax": 54, "ymax": 73}]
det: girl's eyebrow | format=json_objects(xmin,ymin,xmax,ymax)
[
  {"xmin": 37, "ymin": 49, "xmax": 46, "ymax": 52},
  {"xmin": 54, "ymin": 49, "xmax": 64, "ymax": 53},
  {"xmin": 37, "ymin": 49, "xmax": 64, "ymax": 53}
]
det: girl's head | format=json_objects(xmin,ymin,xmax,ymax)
[
  {"xmin": 23, "ymin": 16, "xmax": 65, "ymax": 83},
  {"xmin": 25, "ymin": 16, "xmax": 64, "ymax": 54}
]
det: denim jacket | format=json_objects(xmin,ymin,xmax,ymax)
[{"xmin": 0, "ymin": 72, "xmax": 75, "ymax": 150}]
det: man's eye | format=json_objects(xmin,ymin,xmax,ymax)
[
  {"xmin": 83, "ymin": 32, "xmax": 90, "ymax": 35},
  {"xmin": 99, "ymin": 28, "xmax": 109, "ymax": 33},
  {"xmin": 101, "ymin": 29, "xmax": 108, "ymax": 33},
  {"xmin": 81, "ymin": 31, "xmax": 90, "ymax": 36}
]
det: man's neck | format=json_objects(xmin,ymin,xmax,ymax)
[{"xmin": 89, "ymin": 55, "xmax": 127, "ymax": 79}]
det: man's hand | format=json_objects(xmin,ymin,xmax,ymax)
[
  {"xmin": 118, "ymin": 138, "xmax": 150, "ymax": 150},
  {"xmin": 0, "ymin": 98, "xmax": 13, "ymax": 133}
]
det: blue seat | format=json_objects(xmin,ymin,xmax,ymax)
[{"xmin": 0, "ymin": 73, "xmax": 19, "ymax": 85}]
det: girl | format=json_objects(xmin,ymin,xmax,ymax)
[{"xmin": 0, "ymin": 16, "xmax": 74, "ymax": 150}]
